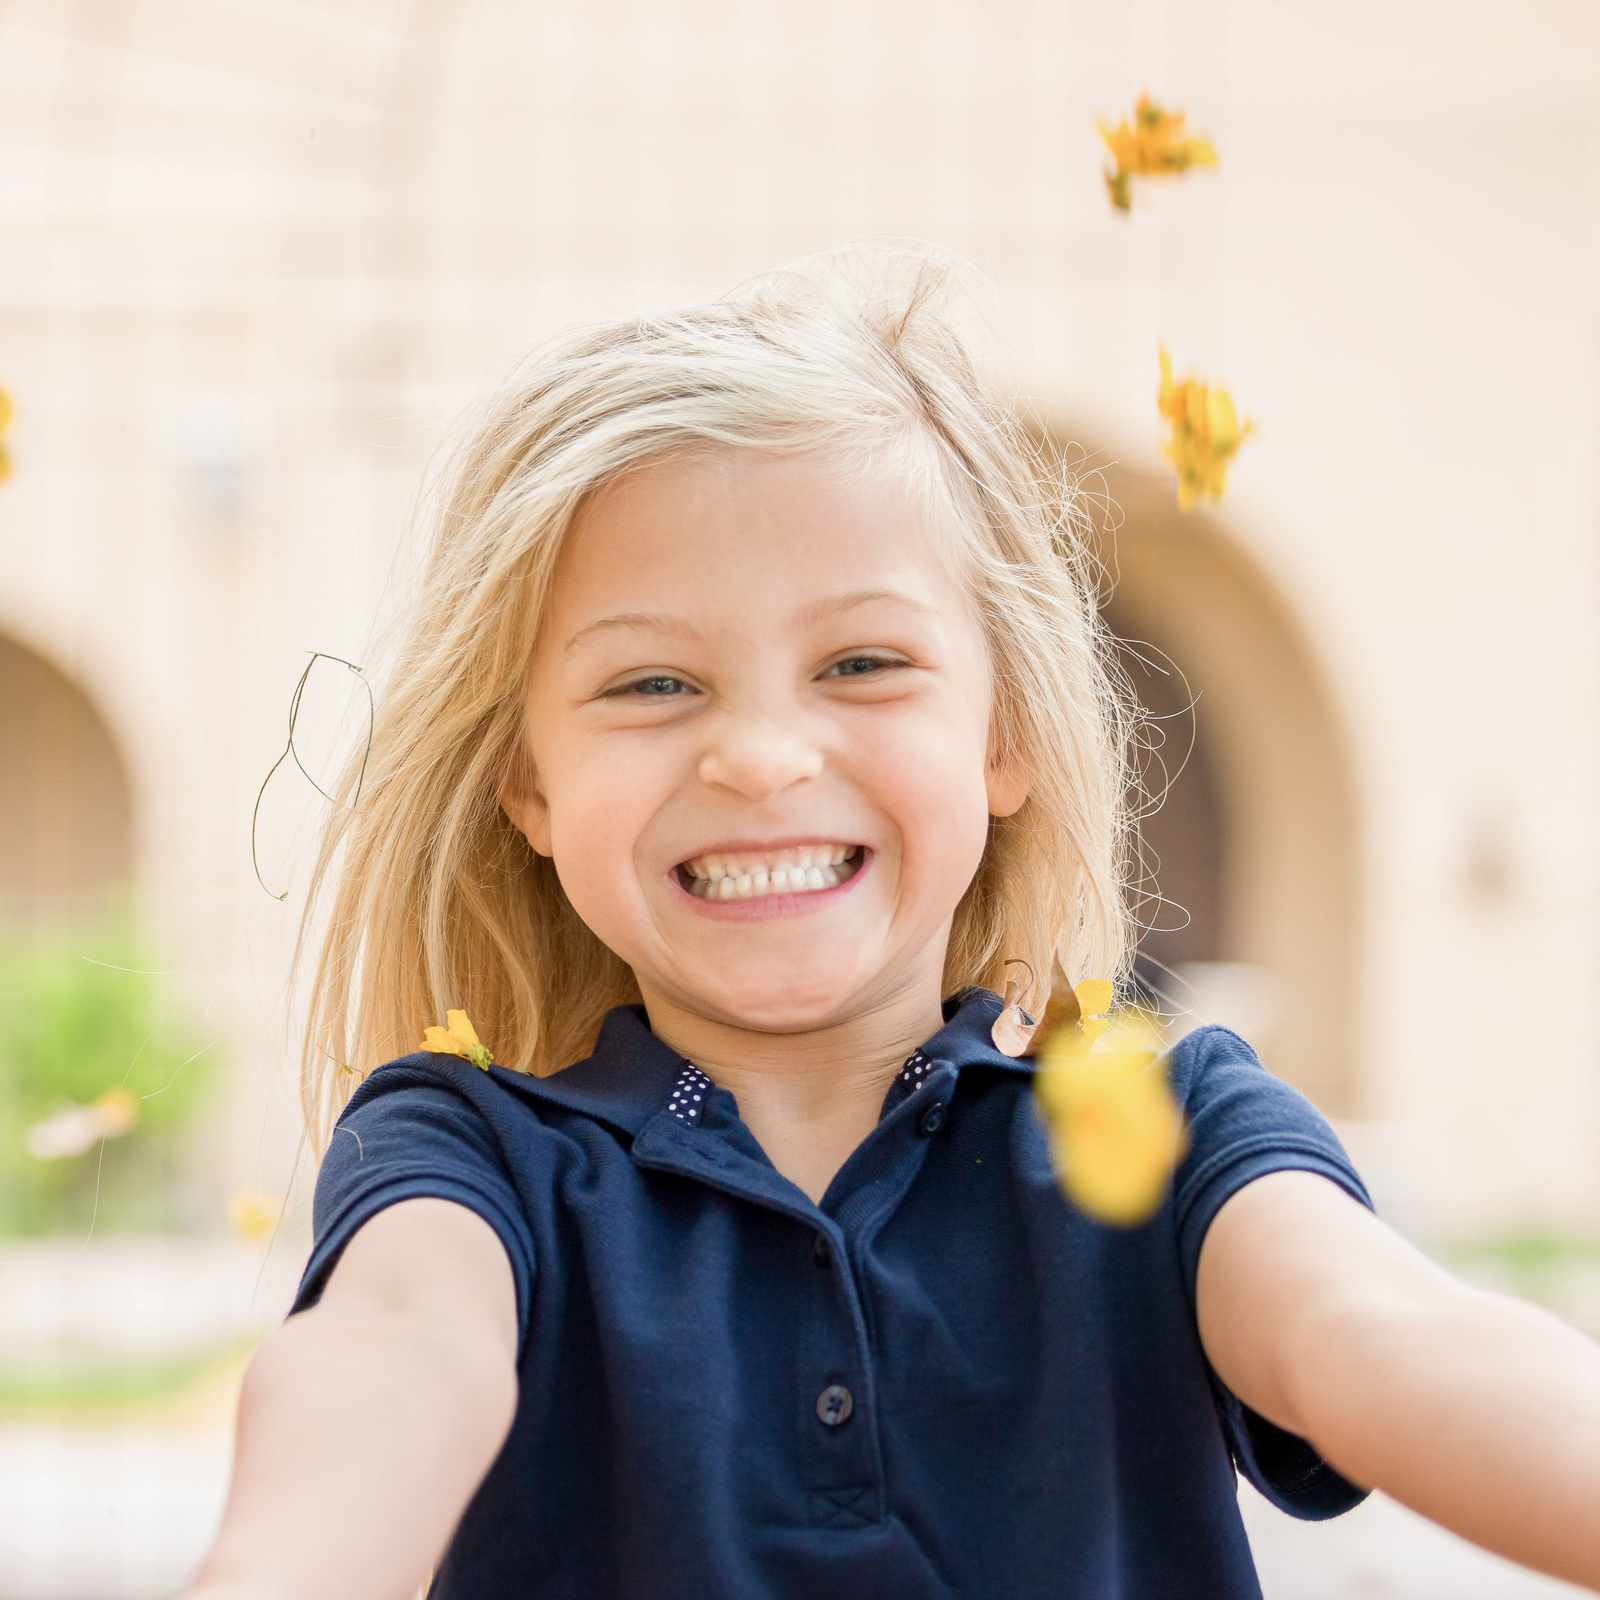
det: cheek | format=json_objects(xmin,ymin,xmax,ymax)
[
  {"xmin": 546, "ymin": 752, "xmax": 664, "ymax": 902},
  {"xmin": 869, "ymin": 725, "xmax": 993, "ymax": 873},
  {"xmin": 546, "ymin": 839, "xmax": 652, "ymax": 964}
]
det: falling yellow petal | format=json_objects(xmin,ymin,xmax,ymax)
[
  {"xmin": 1215, "ymin": 389, "xmax": 1242, "ymax": 452},
  {"xmin": 1074, "ymin": 979, "xmax": 1113, "ymax": 1017},
  {"xmin": 1156, "ymin": 344, "xmax": 1256, "ymax": 511},
  {"xmin": 1096, "ymin": 93, "xmax": 1219, "ymax": 213},
  {"xmin": 1075, "ymin": 980, "xmax": 1113, "ymax": 1045},
  {"xmin": 23, "ymin": 1086, "xmax": 142, "ymax": 1158},
  {"xmin": 419, "ymin": 1008, "xmax": 495, "ymax": 1070},
  {"xmin": 992, "ymin": 951, "xmax": 1119, "ymax": 1058},
  {"xmin": 92, "ymin": 1086, "xmax": 140, "ymax": 1136},
  {"xmin": 1033, "ymin": 1009, "xmax": 1189, "ymax": 1226},
  {"xmin": 229, "ymin": 1188, "xmax": 283, "ymax": 1246}
]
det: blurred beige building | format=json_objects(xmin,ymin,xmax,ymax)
[{"xmin": 2, "ymin": 0, "xmax": 1596, "ymax": 1263}]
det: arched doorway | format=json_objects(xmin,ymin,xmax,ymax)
[
  {"xmin": 0, "ymin": 633, "xmax": 138, "ymax": 936},
  {"xmin": 1054, "ymin": 444, "xmax": 1367, "ymax": 1117}
]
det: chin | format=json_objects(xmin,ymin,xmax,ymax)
[{"xmin": 699, "ymin": 974, "xmax": 861, "ymax": 1030}]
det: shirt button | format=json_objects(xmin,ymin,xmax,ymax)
[
  {"xmin": 917, "ymin": 1101, "xmax": 947, "ymax": 1136},
  {"xmin": 812, "ymin": 1234, "xmax": 830, "ymax": 1268},
  {"xmin": 816, "ymin": 1384, "xmax": 854, "ymax": 1427}
]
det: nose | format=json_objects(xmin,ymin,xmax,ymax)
[{"xmin": 696, "ymin": 717, "xmax": 825, "ymax": 799}]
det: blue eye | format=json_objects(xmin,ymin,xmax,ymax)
[{"xmin": 604, "ymin": 655, "xmax": 905, "ymax": 699}]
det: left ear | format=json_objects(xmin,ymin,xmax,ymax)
[{"xmin": 986, "ymin": 740, "xmax": 1033, "ymax": 818}]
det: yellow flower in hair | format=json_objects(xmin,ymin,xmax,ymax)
[
  {"xmin": 1096, "ymin": 92, "xmax": 1218, "ymax": 213},
  {"xmin": 1033, "ymin": 1005, "xmax": 1189, "ymax": 1227},
  {"xmin": 1157, "ymin": 344, "xmax": 1256, "ymax": 511},
  {"xmin": 420, "ymin": 1008, "xmax": 494, "ymax": 1070}
]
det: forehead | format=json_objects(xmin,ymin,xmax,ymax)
[{"xmin": 546, "ymin": 447, "xmax": 965, "ymax": 618}]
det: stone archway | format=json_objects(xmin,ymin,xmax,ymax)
[{"xmin": 0, "ymin": 633, "xmax": 137, "ymax": 936}]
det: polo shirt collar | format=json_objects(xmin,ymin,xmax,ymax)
[{"xmin": 494, "ymin": 982, "xmax": 1036, "ymax": 1141}]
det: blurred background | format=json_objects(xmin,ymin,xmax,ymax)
[{"xmin": 1, "ymin": 0, "xmax": 1596, "ymax": 1594}]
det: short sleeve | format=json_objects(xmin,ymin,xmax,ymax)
[
  {"xmin": 285, "ymin": 1062, "xmax": 537, "ymax": 1368},
  {"xmin": 1170, "ymin": 1024, "xmax": 1377, "ymax": 1521}
]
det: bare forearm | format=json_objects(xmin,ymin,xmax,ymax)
[
  {"xmin": 1302, "ymin": 1284, "xmax": 1600, "ymax": 1592},
  {"xmin": 188, "ymin": 1300, "xmax": 517, "ymax": 1600}
]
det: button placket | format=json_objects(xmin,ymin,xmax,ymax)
[{"xmin": 645, "ymin": 1037, "xmax": 973, "ymax": 1534}]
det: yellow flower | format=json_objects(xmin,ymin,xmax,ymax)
[
  {"xmin": 1096, "ymin": 92, "xmax": 1218, "ymax": 213},
  {"xmin": 22, "ymin": 1085, "xmax": 141, "ymax": 1159},
  {"xmin": 228, "ymin": 1188, "xmax": 282, "ymax": 1246},
  {"xmin": 1157, "ymin": 344, "xmax": 1256, "ymax": 510},
  {"xmin": 992, "ymin": 955, "xmax": 1115, "ymax": 1058},
  {"xmin": 419, "ymin": 1008, "xmax": 495, "ymax": 1070},
  {"xmin": 1033, "ymin": 1006, "xmax": 1190, "ymax": 1227},
  {"xmin": 92, "ymin": 1086, "xmax": 140, "ymax": 1136},
  {"xmin": 0, "ymin": 384, "xmax": 13, "ymax": 484},
  {"xmin": 1070, "ymin": 977, "xmax": 1114, "ymax": 1045}
]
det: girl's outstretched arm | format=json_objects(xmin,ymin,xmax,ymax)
[
  {"xmin": 182, "ymin": 1298, "xmax": 516, "ymax": 1599},
  {"xmin": 181, "ymin": 1198, "xmax": 522, "ymax": 1599},
  {"xmin": 1199, "ymin": 1168, "xmax": 1600, "ymax": 1592},
  {"xmin": 1216, "ymin": 1177, "xmax": 1593, "ymax": 1600},
  {"xmin": 1298, "ymin": 1281, "xmax": 1600, "ymax": 1592}
]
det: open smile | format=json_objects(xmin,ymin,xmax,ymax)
[{"xmin": 666, "ymin": 847, "xmax": 872, "ymax": 922}]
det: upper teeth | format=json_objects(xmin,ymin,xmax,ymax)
[{"xmin": 682, "ymin": 844, "xmax": 859, "ymax": 881}]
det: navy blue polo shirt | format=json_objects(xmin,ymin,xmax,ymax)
[{"xmin": 287, "ymin": 984, "xmax": 1377, "ymax": 1598}]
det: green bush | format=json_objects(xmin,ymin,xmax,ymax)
[{"xmin": 0, "ymin": 889, "xmax": 223, "ymax": 1236}]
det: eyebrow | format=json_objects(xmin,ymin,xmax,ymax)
[{"xmin": 562, "ymin": 588, "xmax": 940, "ymax": 656}]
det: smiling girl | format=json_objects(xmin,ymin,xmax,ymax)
[
  {"xmin": 186, "ymin": 247, "xmax": 1600, "ymax": 1600},
  {"xmin": 495, "ymin": 442, "xmax": 1037, "ymax": 1207}
]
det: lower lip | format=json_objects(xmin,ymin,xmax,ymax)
[{"xmin": 666, "ymin": 849, "xmax": 873, "ymax": 922}]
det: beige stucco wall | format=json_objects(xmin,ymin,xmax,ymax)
[{"xmin": 1, "ymin": 0, "xmax": 1595, "ymax": 1251}]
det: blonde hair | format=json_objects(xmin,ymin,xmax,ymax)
[{"xmin": 291, "ymin": 243, "xmax": 1149, "ymax": 1161}]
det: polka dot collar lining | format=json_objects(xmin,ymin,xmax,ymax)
[{"xmin": 665, "ymin": 1046, "xmax": 939, "ymax": 1127}]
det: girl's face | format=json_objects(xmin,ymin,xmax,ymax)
[{"xmin": 501, "ymin": 446, "xmax": 1031, "ymax": 1031}]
